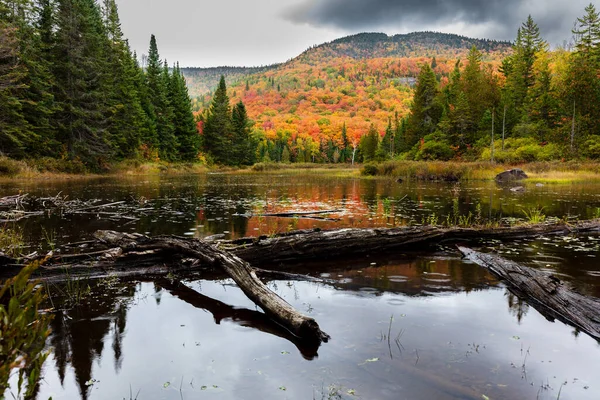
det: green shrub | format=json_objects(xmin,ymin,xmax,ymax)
[
  {"xmin": 0, "ymin": 157, "xmax": 24, "ymax": 176},
  {"xmin": 582, "ymin": 135, "xmax": 600, "ymax": 159},
  {"xmin": 415, "ymin": 141, "xmax": 454, "ymax": 161},
  {"xmin": 360, "ymin": 163, "xmax": 378, "ymax": 176},
  {"xmin": 480, "ymin": 137, "xmax": 561, "ymax": 163}
]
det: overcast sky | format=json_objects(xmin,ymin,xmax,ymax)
[{"xmin": 116, "ymin": 0, "xmax": 591, "ymax": 68}]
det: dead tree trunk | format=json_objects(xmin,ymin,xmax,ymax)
[
  {"xmin": 223, "ymin": 219, "xmax": 600, "ymax": 266},
  {"xmin": 92, "ymin": 231, "xmax": 330, "ymax": 344},
  {"xmin": 458, "ymin": 246, "xmax": 600, "ymax": 342}
]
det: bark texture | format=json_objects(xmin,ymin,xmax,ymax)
[{"xmin": 459, "ymin": 246, "xmax": 600, "ymax": 341}]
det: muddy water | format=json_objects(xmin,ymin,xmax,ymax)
[{"xmin": 1, "ymin": 173, "xmax": 600, "ymax": 400}]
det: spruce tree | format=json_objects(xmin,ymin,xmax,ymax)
[
  {"xmin": 102, "ymin": 0, "xmax": 147, "ymax": 159},
  {"xmin": 145, "ymin": 35, "xmax": 177, "ymax": 160},
  {"xmin": 231, "ymin": 100, "xmax": 255, "ymax": 165},
  {"xmin": 404, "ymin": 63, "xmax": 442, "ymax": 149},
  {"xmin": 170, "ymin": 62, "xmax": 200, "ymax": 161},
  {"xmin": 52, "ymin": 0, "xmax": 113, "ymax": 166},
  {"xmin": 0, "ymin": 17, "xmax": 30, "ymax": 157},
  {"xmin": 203, "ymin": 75, "xmax": 232, "ymax": 164}
]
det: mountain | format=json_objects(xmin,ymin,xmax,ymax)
[
  {"xmin": 189, "ymin": 31, "xmax": 512, "ymax": 163},
  {"xmin": 181, "ymin": 65, "xmax": 278, "ymax": 99},
  {"xmin": 183, "ymin": 32, "xmax": 511, "ymax": 98}
]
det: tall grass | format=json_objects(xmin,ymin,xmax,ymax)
[
  {"xmin": 0, "ymin": 225, "xmax": 24, "ymax": 258},
  {"xmin": 361, "ymin": 160, "xmax": 600, "ymax": 182}
]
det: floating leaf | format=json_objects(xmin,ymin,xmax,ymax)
[
  {"xmin": 201, "ymin": 386, "xmax": 207, "ymax": 390},
  {"xmin": 359, "ymin": 357, "xmax": 380, "ymax": 365},
  {"xmin": 279, "ymin": 386, "xmax": 287, "ymax": 391},
  {"xmin": 163, "ymin": 382, "xmax": 171, "ymax": 388},
  {"xmin": 482, "ymin": 395, "xmax": 490, "ymax": 400},
  {"xmin": 281, "ymin": 351, "xmax": 290, "ymax": 355},
  {"xmin": 347, "ymin": 389, "xmax": 356, "ymax": 395},
  {"xmin": 512, "ymin": 336, "xmax": 520, "ymax": 340}
]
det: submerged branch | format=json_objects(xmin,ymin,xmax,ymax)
[{"xmin": 458, "ymin": 246, "xmax": 600, "ymax": 342}]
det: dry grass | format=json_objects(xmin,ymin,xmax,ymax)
[{"xmin": 367, "ymin": 161, "xmax": 600, "ymax": 182}]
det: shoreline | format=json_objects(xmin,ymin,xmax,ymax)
[{"xmin": 1, "ymin": 159, "xmax": 600, "ymax": 183}]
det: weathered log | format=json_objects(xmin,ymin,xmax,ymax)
[
  {"xmin": 458, "ymin": 246, "xmax": 600, "ymax": 342},
  {"xmin": 156, "ymin": 279, "xmax": 321, "ymax": 360},
  {"xmin": 223, "ymin": 219, "xmax": 600, "ymax": 266},
  {"xmin": 94, "ymin": 231, "xmax": 331, "ymax": 344},
  {"xmin": 258, "ymin": 209, "xmax": 342, "ymax": 217}
]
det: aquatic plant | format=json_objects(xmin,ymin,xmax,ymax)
[
  {"xmin": 0, "ymin": 259, "xmax": 53, "ymax": 398},
  {"xmin": 522, "ymin": 206, "xmax": 546, "ymax": 224},
  {"xmin": 0, "ymin": 225, "xmax": 24, "ymax": 258}
]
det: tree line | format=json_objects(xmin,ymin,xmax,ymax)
[
  {"xmin": 368, "ymin": 7, "xmax": 600, "ymax": 163},
  {"xmin": 0, "ymin": 0, "xmax": 199, "ymax": 169},
  {"xmin": 211, "ymin": 5, "xmax": 600, "ymax": 165}
]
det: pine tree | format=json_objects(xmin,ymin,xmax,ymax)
[
  {"xmin": 405, "ymin": 63, "xmax": 442, "ymax": 149},
  {"xmin": 505, "ymin": 16, "xmax": 547, "ymax": 118},
  {"xmin": 203, "ymin": 75, "xmax": 232, "ymax": 164},
  {"xmin": 101, "ymin": 0, "xmax": 148, "ymax": 159},
  {"xmin": 572, "ymin": 3, "xmax": 600, "ymax": 60},
  {"xmin": 52, "ymin": 0, "xmax": 113, "ymax": 166},
  {"xmin": 360, "ymin": 123, "xmax": 379, "ymax": 162},
  {"xmin": 231, "ymin": 100, "xmax": 255, "ymax": 165},
  {"xmin": 170, "ymin": 62, "xmax": 200, "ymax": 161},
  {"xmin": 0, "ymin": 1, "xmax": 32, "ymax": 157},
  {"xmin": 145, "ymin": 35, "xmax": 177, "ymax": 160}
]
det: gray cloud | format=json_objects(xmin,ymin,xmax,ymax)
[{"xmin": 284, "ymin": 0, "xmax": 591, "ymax": 45}]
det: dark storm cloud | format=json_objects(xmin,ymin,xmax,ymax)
[{"xmin": 285, "ymin": 0, "xmax": 590, "ymax": 45}]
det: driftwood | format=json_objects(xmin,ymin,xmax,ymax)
[
  {"xmin": 93, "ymin": 231, "xmax": 330, "ymax": 344},
  {"xmin": 258, "ymin": 209, "xmax": 342, "ymax": 217},
  {"xmin": 156, "ymin": 279, "xmax": 322, "ymax": 360},
  {"xmin": 2, "ymin": 220, "xmax": 599, "ymax": 348},
  {"xmin": 458, "ymin": 246, "xmax": 600, "ymax": 342},
  {"xmin": 222, "ymin": 219, "xmax": 600, "ymax": 266}
]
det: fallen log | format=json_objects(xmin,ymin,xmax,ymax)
[
  {"xmin": 156, "ymin": 279, "xmax": 321, "ymax": 360},
  {"xmin": 458, "ymin": 246, "xmax": 600, "ymax": 342},
  {"xmin": 222, "ymin": 219, "xmax": 600, "ymax": 266},
  {"xmin": 93, "ymin": 231, "xmax": 331, "ymax": 344},
  {"xmin": 258, "ymin": 209, "xmax": 343, "ymax": 217}
]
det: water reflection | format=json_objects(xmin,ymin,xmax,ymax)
[
  {"xmin": 35, "ymin": 260, "xmax": 600, "ymax": 400},
  {"xmin": 1, "ymin": 173, "xmax": 599, "ymax": 399}
]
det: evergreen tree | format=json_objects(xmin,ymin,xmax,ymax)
[
  {"xmin": 169, "ymin": 62, "xmax": 200, "ymax": 161},
  {"xmin": 504, "ymin": 16, "xmax": 547, "ymax": 120},
  {"xmin": 101, "ymin": 0, "xmax": 148, "ymax": 159},
  {"xmin": 404, "ymin": 63, "xmax": 442, "ymax": 150},
  {"xmin": 0, "ymin": 12, "xmax": 30, "ymax": 156},
  {"xmin": 359, "ymin": 123, "xmax": 379, "ymax": 162},
  {"xmin": 340, "ymin": 122, "xmax": 349, "ymax": 162},
  {"xmin": 52, "ymin": 0, "xmax": 113, "ymax": 166},
  {"xmin": 145, "ymin": 35, "xmax": 177, "ymax": 160},
  {"xmin": 203, "ymin": 76, "xmax": 232, "ymax": 164},
  {"xmin": 231, "ymin": 100, "xmax": 255, "ymax": 165}
]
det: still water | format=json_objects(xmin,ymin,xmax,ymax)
[{"xmin": 2, "ymin": 173, "xmax": 600, "ymax": 400}]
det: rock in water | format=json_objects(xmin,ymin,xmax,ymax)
[{"xmin": 495, "ymin": 168, "xmax": 528, "ymax": 182}]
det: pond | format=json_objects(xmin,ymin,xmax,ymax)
[{"xmin": 2, "ymin": 172, "xmax": 600, "ymax": 400}]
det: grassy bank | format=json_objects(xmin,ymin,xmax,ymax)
[
  {"xmin": 360, "ymin": 161, "xmax": 600, "ymax": 183},
  {"xmin": 0, "ymin": 157, "xmax": 208, "ymax": 180}
]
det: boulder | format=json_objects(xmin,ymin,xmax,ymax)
[{"xmin": 495, "ymin": 168, "xmax": 528, "ymax": 182}]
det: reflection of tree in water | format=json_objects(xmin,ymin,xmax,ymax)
[
  {"xmin": 47, "ymin": 283, "xmax": 136, "ymax": 400},
  {"xmin": 505, "ymin": 291, "xmax": 529, "ymax": 323},
  {"xmin": 200, "ymin": 175, "xmax": 257, "ymax": 237}
]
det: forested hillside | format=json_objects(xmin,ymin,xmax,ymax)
[
  {"xmin": 0, "ymin": 0, "xmax": 199, "ymax": 170},
  {"xmin": 193, "ymin": 32, "xmax": 512, "ymax": 163},
  {"xmin": 181, "ymin": 65, "xmax": 278, "ymax": 98},
  {"xmin": 194, "ymin": 9, "xmax": 600, "ymax": 165}
]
